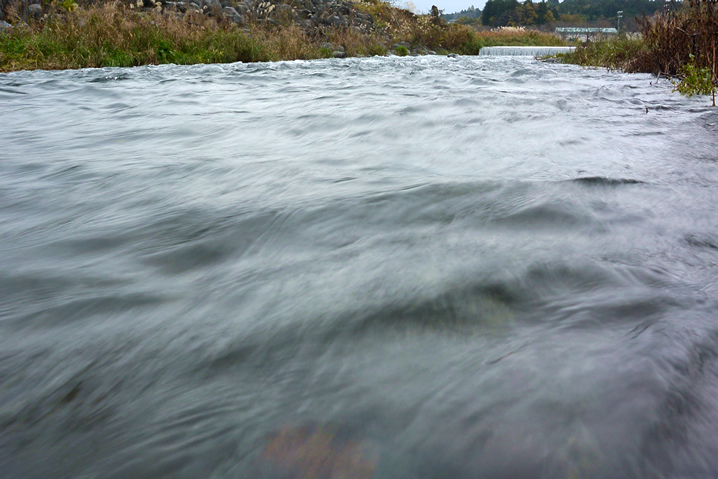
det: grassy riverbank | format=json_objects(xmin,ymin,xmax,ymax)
[
  {"xmin": 477, "ymin": 27, "xmax": 566, "ymax": 47},
  {"xmin": 559, "ymin": 0, "xmax": 716, "ymax": 104},
  {"xmin": 0, "ymin": 0, "xmax": 571, "ymax": 72}
]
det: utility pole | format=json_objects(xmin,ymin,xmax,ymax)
[{"xmin": 617, "ymin": 10, "xmax": 623, "ymax": 32}]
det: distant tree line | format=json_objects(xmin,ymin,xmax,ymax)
[
  {"xmin": 444, "ymin": 0, "xmax": 669, "ymax": 28},
  {"xmin": 443, "ymin": 5, "xmax": 482, "ymax": 24},
  {"xmin": 481, "ymin": 0, "xmax": 557, "ymax": 26},
  {"xmin": 554, "ymin": 0, "xmax": 666, "ymax": 25}
]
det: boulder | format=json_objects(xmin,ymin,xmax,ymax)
[
  {"xmin": 223, "ymin": 6, "xmax": 242, "ymax": 22},
  {"xmin": 28, "ymin": 3, "xmax": 42, "ymax": 18},
  {"xmin": 0, "ymin": 20, "xmax": 12, "ymax": 33}
]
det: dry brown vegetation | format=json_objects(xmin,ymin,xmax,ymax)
[
  {"xmin": 561, "ymin": 0, "xmax": 717, "ymax": 104},
  {"xmin": 0, "ymin": 0, "xmax": 487, "ymax": 71},
  {"xmin": 0, "ymin": 3, "xmax": 273, "ymax": 70},
  {"xmin": 563, "ymin": 0, "xmax": 718, "ymax": 76},
  {"xmin": 635, "ymin": 0, "xmax": 718, "ymax": 76},
  {"xmin": 477, "ymin": 26, "xmax": 567, "ymax": 46}
]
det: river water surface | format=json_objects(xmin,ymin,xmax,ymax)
[{"xmin": 2, "ymin": 56, "xmax": 718, "ymax": 478}]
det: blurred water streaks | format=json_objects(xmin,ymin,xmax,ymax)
[{"xmin": 1, "ymin": 56, "xmax": 718, "ymax": 478}]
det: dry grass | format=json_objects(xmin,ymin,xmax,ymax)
[
  {"xmin": 0, "ymin": 3, "xmax": 271, "ymax": 71},
  {"xmin": 559, "ymin": 36, "xmax": 648, "ymax": 71},
  {"xmin": 477, "ymin": 28, "xmax": 568, "ymax": 47},
  {"xmin": 562, "ymin": 0, "xmax": 718, "ymax": 78},
  {"xmin": 357, "ymin": 0, "xmax": 483, "ymax": 53},
  {"xmin": 1, "ymin": 0, "xmax": 573, "ymax": 71},
  {"xmin": 0, "ymin": 0, "xmax": 493, "ymax": 71},
  {"xmin": 634, "ymin": 0, "xmax": 718, "ymax": 76}
]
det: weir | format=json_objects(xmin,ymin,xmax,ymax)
[{"xmin": 479, "ymin": 46, "xmax": 575, "ymax": 56}]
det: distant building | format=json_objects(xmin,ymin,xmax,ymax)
[{"xmin": 555, "ymin": 27, "xmax": 618, "ymax": 41}]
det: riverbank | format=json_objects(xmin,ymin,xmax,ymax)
[
  {"xmin": 0, "ymin": 1, "xmax": 566, "ymax": 72},
  {"xmin": 559, "ymin": 0, "xmax": 716, "ymax": 104}
]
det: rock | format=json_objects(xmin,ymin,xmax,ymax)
[
  {"xmin": 447, "ymin": 53, "xmax": 458, "ymax": 58},
  {"xmin": 333, "ymin": 50, "xmax": 346, "ymax": 58},
  {"xmin": 0, "ymin": 20, "xmax": 12, "ymax": 33},
  {"xmin": 223, "ymin": 6, "xmax": 242, "ymax": 22},
  {"xmin": 255, "ymin": 425, "xmax": 376, "ymax": 478},
  {"xmin": 28, "ymin": 3, "xmax": 42, "ymax": 18},
  {"xmin": 188, "ymin": 2, "xmax": 201, "ymax": 10}
]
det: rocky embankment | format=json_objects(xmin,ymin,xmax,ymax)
[
  {"xmin": 2, "ymin": 0, "xmax": 375, "ymax": 31},
  {"xmin": 2, "ymin": 0, "xmax": 384, "ymax": 57}
]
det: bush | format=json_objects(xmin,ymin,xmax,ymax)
[
  {"xmin": 673, "ymin": 57, "xmax": 715, "ymax": 96},
  {"xmin": 394, "ymin": 44, "xmax": 408, "ymax": 56}
]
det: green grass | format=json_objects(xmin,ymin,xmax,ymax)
[
  {"xmin": 0, "ymin": 8, "xmax": 273, "ymax": 71},
  {"xmin": 558, "ymin": 37, "xmax": 647, "ymax": 71}
]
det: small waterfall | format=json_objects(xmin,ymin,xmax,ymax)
[{"xmin": 479, "ymin": 46, "xmax": 575, "ymax": 56}]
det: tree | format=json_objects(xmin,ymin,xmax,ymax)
[
  {"xmin": 521, "ymin": 0, "xmax": 538, "ymax": 25},
  {"xmin": 482, "ymin": 0, "xmax": 496, "ymax": 25}
]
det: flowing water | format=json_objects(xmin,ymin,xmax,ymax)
[{"xmin": 1, "ymin": 55, "xmax": 718, "ymax": 478}]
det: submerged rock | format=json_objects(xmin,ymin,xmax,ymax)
[{"xmin": 255, "ymin": 424, "xmax": 376, "ymax": 478}]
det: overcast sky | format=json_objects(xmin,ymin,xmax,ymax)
[{"xmin": 409, "ymin": 0, "xmax": 487, "ymax": 15}]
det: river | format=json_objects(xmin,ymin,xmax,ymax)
[{"xmin": 1, "ymin": 55, "xmax": 718, "ymax": 478}]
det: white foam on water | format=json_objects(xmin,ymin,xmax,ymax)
[{"xmin": 479, "ymin": 46, "xmax": 575, "ymax": 56}]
